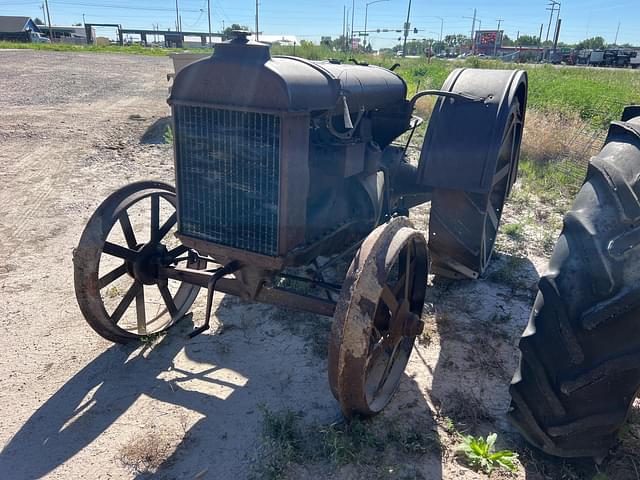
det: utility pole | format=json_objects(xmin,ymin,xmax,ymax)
[
  {"xmin": 614, "ymin": 21, "xmax": 620, "ymax": 45},
  {"xmin": 402, "ymin": 0, "xmax": 412, "ymax": 57},
  {"xmin": 207, "ymin": 0, "xmax": 212, "ymax": 45},
  {"xmin": 469, "ymin": 9, "xmax": 477, "ymax": 54},
  {"xmin": 44, "ymin": 0, "xmax": 53, "ymax": 42},
  {"xmin": 538, "ymin": 23, "xmax": 543, "ymax": 44},
  {"xmin": 342, "ymin": 6, "xmax": 346, "ymax": 51},
  {"xmin": 175, "ymin": 0, "xmax": 180, "ymax": 32},
  {"xmin": 255, "ymin": 0, "xmax": 259, "ymax": 41},
  {"xmin": 350, "ymin": 0, "xmax": 355, "ymax": 51},
  {"xmin": 553, "ymin": 18, "xmax": 561, "ymax": 51},
  {"xmin": 545, "ymin": 1, "xmax": 559, "ymax": 42},
  {"xmin": 494, "ymin": 19, "xmax": 502, "ymax": 57}
]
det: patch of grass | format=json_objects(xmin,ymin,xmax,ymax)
[
  {"xmin": 253, "ymin": 407, "xmax": 306, "ymax": 480},
  {"xmin": 503, "ymin": 223, "xmax": 525, "ymax": 241},
  {"xmin": 319, "ymin": 419, "xmax": 384, "ymax": 465},
  {"xmin": 0, "ymin": 40, "xmax": 189, "ymax": 56},
  {"xmin": 456, "ymin": 433, "xmax": 518, "ymax": 475},
  {"xmin": 486, "ymin": 255, "xmax": 528, "ymax": 289}
]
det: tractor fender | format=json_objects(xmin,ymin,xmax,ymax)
[{"xmin": 416, "ymin": 68, "xmax": 528, "ymax": 194}]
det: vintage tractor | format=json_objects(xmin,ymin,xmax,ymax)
[
  {"xmin": 75, "ymin": 33, "xmax": 526, "ymax": 432},
  {"xmin": 75, "ymin": 32, "xmax": 527, "ymax": 417},
  {"xmin": 74, "ymin": 32, "xmax": 640, "ymax": 461}
]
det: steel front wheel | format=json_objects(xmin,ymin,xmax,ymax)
[
  {"xmin": 73, "ymin": 181, "xmax": 202, "ymax": 343},
  {"xmin": 328, "ymin": 217, "xmax": 428, "ymax": 417}
]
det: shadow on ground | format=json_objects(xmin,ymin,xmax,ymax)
[{"xmin": 0, "ymin": 296, "xmax": 338, "ymax": 479}]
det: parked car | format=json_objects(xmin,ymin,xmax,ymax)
[{"xmin": 30, "ymin": 32, "xmax": 50, "ymax": 43}]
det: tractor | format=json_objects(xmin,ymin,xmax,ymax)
[{"xmin": 73, "ymin": 32, "xmax": 640, "ymax": 459}]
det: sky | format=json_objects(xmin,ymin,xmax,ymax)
[{"xmin": 1, "ymin": 0, "xmax": 638, "ymax": 48}]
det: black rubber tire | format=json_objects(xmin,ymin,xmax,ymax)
[
  {"xmin": 429, "ymin": 97, "xmax": 524, "ymax": 280},
  {"xmin": 508, "ymin": 111, "xmax": 640, "ymax": 458}
]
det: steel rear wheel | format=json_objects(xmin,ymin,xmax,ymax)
[
  {"xmin": 73, "ymin": 181, "xmax": 202, "ymax": 344},
  {"xmin": 429, "ymin": 98, "xmax": 523, "ymax": 279},
  {"xmin": 328, "ymin": 217, "xmax": 428, "ymax": 417}
]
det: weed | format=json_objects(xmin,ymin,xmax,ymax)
[
  {"xmin": 163, "ymin": 125, "xmax": 173, "ymax": 144},
  {"xmin": 456, "ymin": 433, "xmax": 518, "ymax": 475},
  {"xmin": 105, "ymin": 284, "xmax": 123, "ymax": 298},
  {"xmin": 118, "ymin": 431, "xmax": 173, "ymax": 474}
]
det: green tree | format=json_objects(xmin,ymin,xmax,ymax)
[
  {"xmin": 502, "ymin": 34, "xmax": 513, "ymax": 46},
  {"xmin": 222, "ymin": 23, "xmax": 250, "ymax": 40},
  {"xmin": 33, "ymin": 17, "xmax": 44, "ymax": 25},
  {"xmin": 576, "ymin": 36, "xmax": 605, "ymax": 50},
  {"xmin": 516, "ymin": 35, "xmax": 540, "ymax": 46}
]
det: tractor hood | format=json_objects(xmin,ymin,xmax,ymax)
[{"xmin": 168, "ymin": 33, "xmax": 407, "ymax": 113}]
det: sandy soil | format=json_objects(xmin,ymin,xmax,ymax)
[{"xmin": 0, "ymin": 50, "xmax": 637, "ymax": 480}]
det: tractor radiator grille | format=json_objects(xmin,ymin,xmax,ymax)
[{"xmin": 174, "ymin": 105, "xmax": 280, "ymax": 256}]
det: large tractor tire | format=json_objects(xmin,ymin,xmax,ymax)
[{"xmin": 508, "ymin": 107, "xmax": 640, "ymax": 458}]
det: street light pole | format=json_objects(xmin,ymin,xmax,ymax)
[{"xmin": 364, "ymin": 0, "xmax": 389, "ymax": 48}]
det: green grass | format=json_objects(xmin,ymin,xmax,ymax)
[{"xmin": 0, "ymin": 40, "xmax": 188, "ymax": 56}]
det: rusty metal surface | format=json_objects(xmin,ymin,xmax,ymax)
[
  {"xmin": 327, "ymin": 216, "xmax": 428, "ymax": 417},
  {"xmin": 159, "ymin": 265, "xmax": 336, "ymax": 317}
]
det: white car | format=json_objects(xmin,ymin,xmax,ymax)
[{"xmin": 30, "ymin": 32, "xmax": 51, "ymax": 44}]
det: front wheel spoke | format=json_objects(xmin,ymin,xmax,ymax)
[
  {"xmin": 158, "ymin": 281, "xmax": 178, "ymax": 317},
  {"xmin": 135, "ymin": 287, "xmax": 147, "ymax": 335},
  {"xmin": 98, "ymin": 263, "xmax": 128, "ymax": 289},
  {"xmin": 157, "ymin": 212, "xmax": 177, "ymax": 241},
  {"xmin": 150, "ymin": 195, "xmax": 160, "ymax": 242},
  {"xmin": 103, "ymin": 241, "xmax": 138, "ymax": 261},
  {"xmin": 119, "ymin": 212, "xmax": 137, "ymax": 248},
  {"xmin": 111, "ymin": 281, "xmax": 142, "ymax": 324}
]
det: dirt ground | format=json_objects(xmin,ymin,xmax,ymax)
[{"xmin": 0, "ymin": 50, "xmax": 638, "ymax": 480}]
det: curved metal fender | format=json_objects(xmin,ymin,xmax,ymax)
[{"xmin": 416, "ymin": 68, "xmax": 528, "ymax": 194}]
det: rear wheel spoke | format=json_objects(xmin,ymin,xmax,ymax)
[{"xmin": 98, "ymin": 263, "xmax": 128, "ymax": 289}]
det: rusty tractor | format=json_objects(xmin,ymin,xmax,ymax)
[{"xmin": 73, "ymin": 31, "xmax": 640, "ymax": 459}]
